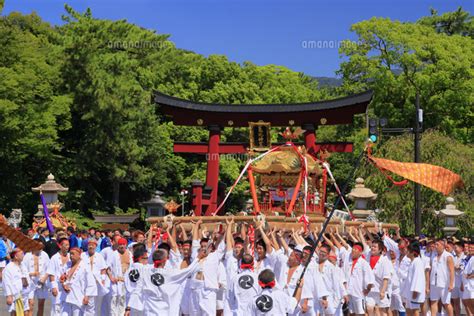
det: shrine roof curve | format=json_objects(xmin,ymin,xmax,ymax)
[{"xmin": 154, "ymin": 90, "xmax": 373, "ymax": 127}]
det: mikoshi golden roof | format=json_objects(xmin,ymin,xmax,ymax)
[{"xmin": 251, "ymin": 146, "xmax": 321, "ymax": 175}]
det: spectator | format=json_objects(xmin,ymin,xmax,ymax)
[
  {"xmin": 80, "ymin": 230, "xmax": 89, "ymax": 252},
  {"xmin": 67, "ymin": 226, "xmax": 79, "ymax": 248},
  {"xmin": 100, "ymin": 229, "xmax": 113, "ymax": 251}
]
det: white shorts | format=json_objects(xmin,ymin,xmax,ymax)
[
  {"xmin": 7, "ymin": 296, "xmax": 30, "ymax": 313},
  {"xmin": 429, "ymin": 286, "xmax": 451, "ymax": 305},
  {"xmin": 348, "ymin": 296, "xmax": 365, "ymax": 315},
  {"xmin": 405, "ymin": 300, "xmax": 422, "ymax": 310},
  {"xmin": 319, "ymin": 296, "xmax": 338, "ymax": 315},
  {"xmin": 366, "ymin": 291, "xmax": 390, "ymax": 308},
  {"xmin": 390, "ymin": 292, "xmax": 405, "ymax": 312}
]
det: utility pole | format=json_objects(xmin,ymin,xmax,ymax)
[{"xmin": 414, "ymin": 92, "xmax": 422, "ymax": 235}]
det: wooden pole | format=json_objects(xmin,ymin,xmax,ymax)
[
  {"xmin": 286, "ymin": 170, "xmax": 303, "ymax": 215},
  {"xmin": 247, "ymin": 167, "xmax": 260, "ymax": 214}
]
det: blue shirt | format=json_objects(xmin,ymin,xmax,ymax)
[
  {"xmin": 0, "ymin": 239, "xmax": 7, "ymax": 260},
  {"xmin": 69, "ymin": 234, "xmax": 79, "ymax": 248},
  {"xmin": 100, "ymin": 237, "xmax": 111, "ymax": 250},
  {"xmin": 81, "ymin": 238, "xmax": 89, "ymax": 252}
]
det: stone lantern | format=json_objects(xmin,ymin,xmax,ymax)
[
  {"xmin": 346, "ymin": 178, "xmax": 378, "ymax": 221},
  {"xmin": 32, "ymin": 173, "xmax": 68, "ymax": 205},
  {"xmin": 435, "ymin": 197, "xmax": 464, "ymax": 236},
  {"xmin": 142, "ymin": 191, "xmax": 166, "ymax": 217},
  {"xmin": 31, "ymin": 173, "xmax": 70, "ymax": 230}
]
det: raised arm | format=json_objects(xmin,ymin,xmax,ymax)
[
  {"xmin": 166, "ymin": 226, "xmax": 179, "ymax": 253},
  {"xmin": 335, "ymin": 230, "xmax": 349, "ymax": 250},
  {"xmin": 277, "ymin": 229, "xmax": 289, "ymax": 255},
  {"xmin": 256, "ymin": 220, "xmax": 273, "ymax": 255},
  {"xmin": 179, "ymin": 223, "xmax": 189, "ymax": 241},
  {"xmin": 348, "ymin": 227, "xmax": 359, "ymax": 243},
  {"xmin": 225, "ymin": 217, "xmax": 234, "ymax": 252},
  {"xmin": 358, "ymin": 225, "xmax": 369, "ymax": 250},
  {"xmin": 323, "ymin": 230, "xmax": 335, "ymax": 251},
  {"xmin": 192, "ymin": 220, "xmax": 201, "ymax": 242},
  {"xmin": 146, "ymin": 224, "xmax": 155, "ymax": 250},
  {"xmin": 269, "ymin": 227, "xmax": 280, "ymax": 252}
]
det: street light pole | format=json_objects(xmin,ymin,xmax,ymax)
[
  {"xmin": 180, "ymin": 189, "xmax": 188, "ymax": 216},
  {"xmin": 414, "ymin": 92, "xmax": 422, "ymax": 235}
]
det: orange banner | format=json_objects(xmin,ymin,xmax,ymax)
[{"xmin": 370, "ymin": 157, "xmax": 463, "ymax": 195}]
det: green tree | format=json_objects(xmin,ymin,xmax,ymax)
[
  {"xmin": 418, "ymin": 7, "xmax": 474, "ymax": 37},
  {"xmin": 0, "ymin": 12, "xmax": 71, "ymax": 221},
  {"xmin": 58, "ymin": 6, "xmax": 178, "ymax": 211},
  {"xmin": 338, "ymin": 12, "xmax": 474, "ymax": 143}
]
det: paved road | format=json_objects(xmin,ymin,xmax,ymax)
[{"xmin": 0, "ymin": 288, "xmax": 51, "ymax": 314}]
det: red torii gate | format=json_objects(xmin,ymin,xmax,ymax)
[{"xmin": 155, "ymin": 90, "xmax": 373, "ymax": 216}]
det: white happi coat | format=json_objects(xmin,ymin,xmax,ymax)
[
  {"xmin": 319, "ymin": 260, "xmax": 345, "ymax": 310},
  {"xmin": 462, "ymin": 256, "xmax": 474, "ymax": 293},
  {"xmin": 305, "ymin": 265, "xmax": 331, "ymax": 315},
  {"xmin": 191, "ymin": 239, "xmax": 226, "ymax": 290},
  {"xmin": 401, "ymin": 256, "xmax": 426, "ymax": 304},
  {"xmin": 22, "ymin": 251, "xmax": 50, "ymax": 297},
  {"xmin": 343, "ymin": 255, "xmax": 375, "ymax": 299},
  {"xmin": 124, "ymin": 261, "xmax": 145, "ymax": 312},
  {"xmin": 135, "ymin": 259, "xmax": 201, "ymax": 315},
  {"xmin": 61, "ymin": 260, "xmax": 97, "ymax": 308},
  {"xmin": 47, "ymin": 252, "xmax": 70, "ymax": 305},
  {"xmin": 228, "ymin": 268, "xmax": 260, "ymax": 315},
  {"xmin": 366, "ymin": 254, "xmax": 392, "ymax": 294},
  {"xmin": 3, "ymin": 261, "xmax": 24, "ymax": 301},
  {"xmin": 106, "ymin": 249, "xmax": 132, "ymax": 296},
  {"xmin": 81, "ymin": 251, "xmax": 108, "ymax": 296},
  {"xmin": 247, "ymin": 287, "xmax": 298, "ymax": 316}
]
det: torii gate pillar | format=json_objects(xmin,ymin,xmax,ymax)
[
  {"xmin": 206, "ymin": 125, "xmax": 221, "ymax": 213},
  {"xmin": 302, "ymin": 123, "xmax": 317, "ymax": 153}
]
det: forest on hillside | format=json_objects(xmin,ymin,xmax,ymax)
[{"xmin": 0, "ymin": 2, "xmax": 472, "ymax": 235}]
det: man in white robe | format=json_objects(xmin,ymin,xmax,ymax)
[
  {"xmin": 59, "ymin": 247, "xmax": 96, "ymax": 316},
  {"xmin": 365, "ymin": 239, "xmax": 391, "ymax": 316},
  {"xmin": 3, "ymin": 248, "xmax": 29, "ymax": 315},
  {"xmin": 188, "ymin": 221, "xmax": 226, "ymax": 316},
  {"xmin": 222, "ymin": 218, "xmax": 245, "ymax": 315},
  {"xmin": 22, "ymin": 247, "xmax": 50, "ymax": 316},
  {"xmin": 401, "ymin": 243, "xmax": 426, "ymax": 316},
  {"xmin": 125, "ymin": 243, "xmax": 149, "ymax": 316},
  {"xmin": 104, "ymin": 237, "xmax": 132, "ymax": 316},
  {"xmin": 47, "ymin": 237, "xmax": 70, "ymax": 316},
  {"xmin": 342, "ymin": 242, "xmax": 375, "ymax": 316},
  {"xmin": 228, "ymin": 254, "xmax": 260, "ymax": 315},
  {"xmin": 127, "ymin": 248, "xmax": 206, "ymax": 316},
  {"xmin": 429, "ymin": 239, "xmax": 455, "ymax": 316},
  {"xmin": 318, "ymin": 244, "xmax": 344, "ymax": 316},
  {"xmin": 81, "ymin": 238, "xmax": 107, "ymax": 314},
  {"xmin": 276, "ymin": 246, "xmax": 320, "ymax": 316}
]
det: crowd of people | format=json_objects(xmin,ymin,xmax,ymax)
[{"xmin": 0, "ymin": 219, "xmax": 472, "ymax": 316}]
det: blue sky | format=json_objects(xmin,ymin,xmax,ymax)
[{"xmin": 3, "ymin": 0, "xmax": 472, "ymax": 77}]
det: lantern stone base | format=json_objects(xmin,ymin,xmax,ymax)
[
  {"xmin": 442, "ymin": 227, "xmax": 458, "ymax": 237},
  {"xmin": 352, "ymin": 209, "xmax": 373, "ymax": 221}
]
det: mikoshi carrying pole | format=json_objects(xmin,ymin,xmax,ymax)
[{"xmin": 292, "ymin": 145, "xmax": 368, "ymax": 297}]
